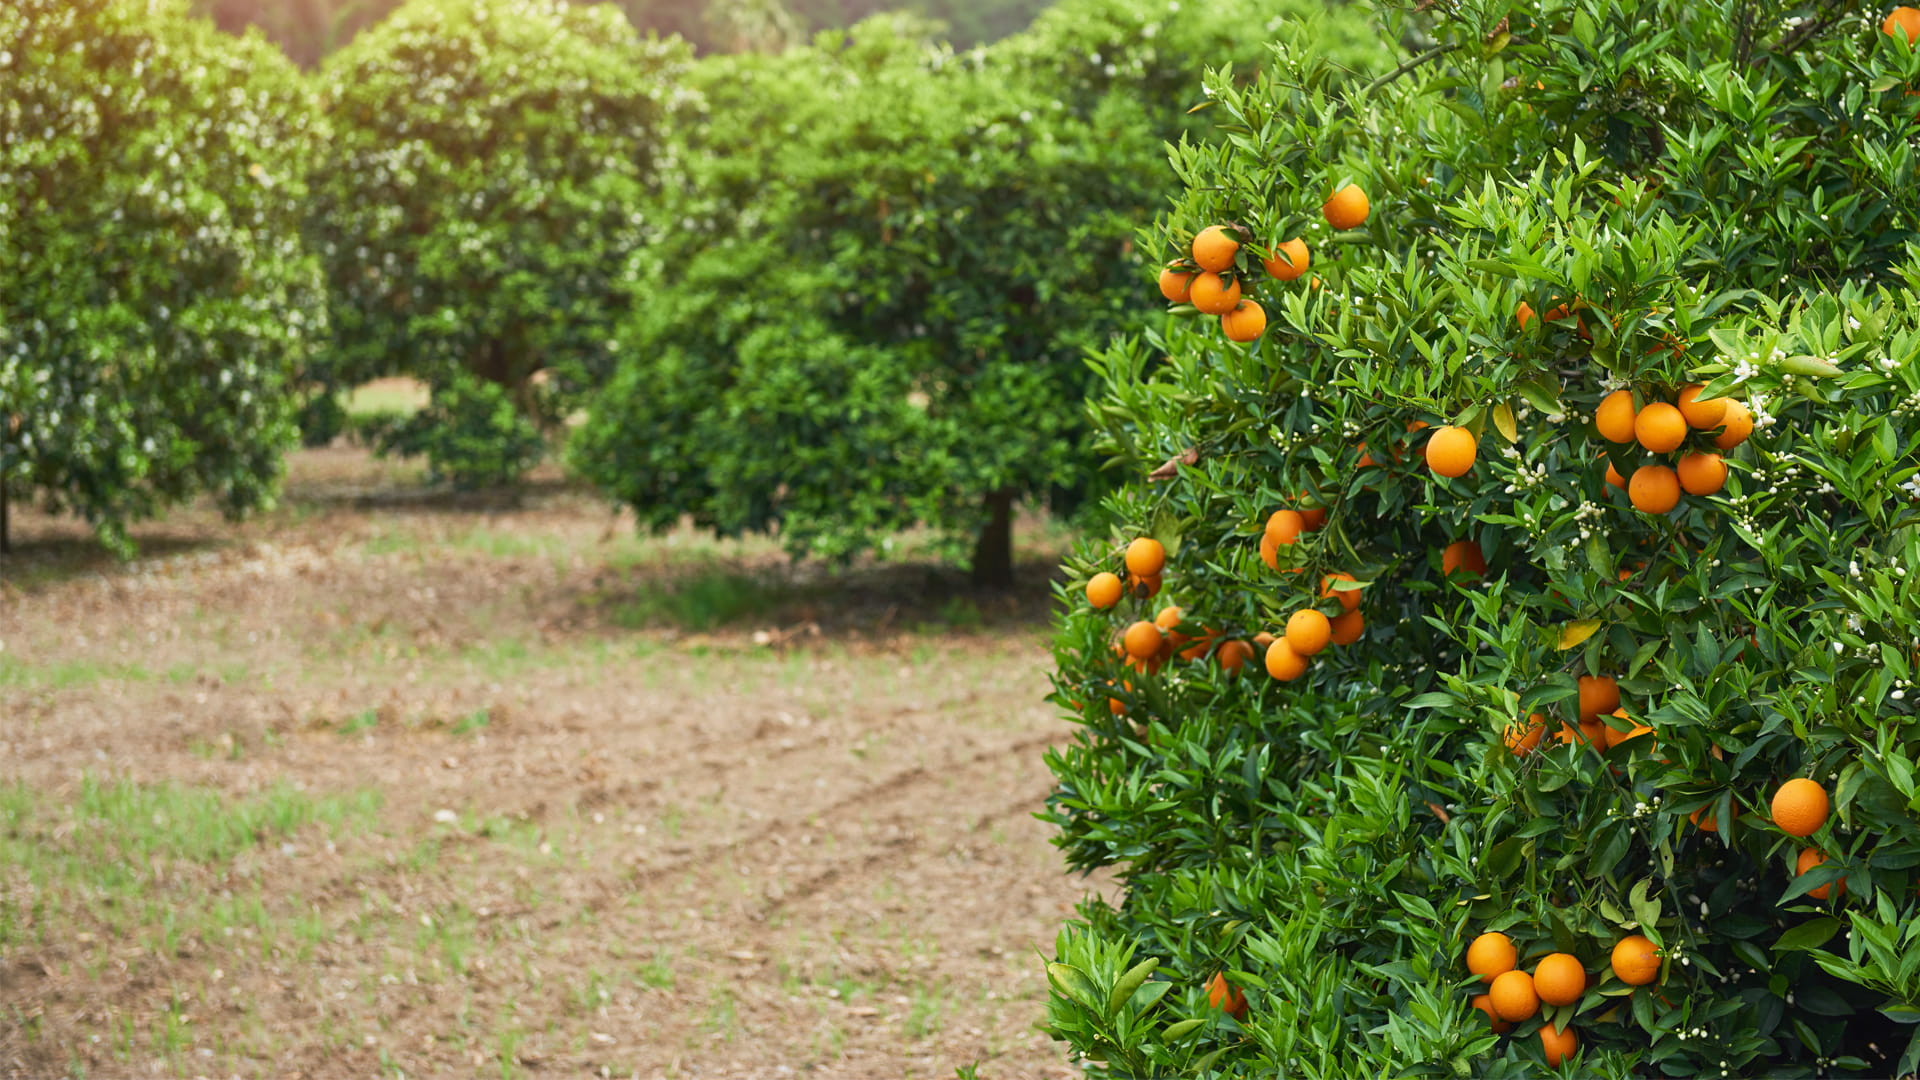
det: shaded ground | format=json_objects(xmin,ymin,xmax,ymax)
[{"xmin": 0, "ymin": 448, "xmax": 1107, "ymax": 1079}]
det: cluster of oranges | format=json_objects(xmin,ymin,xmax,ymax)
[
  {"xmin": 1454, "ymin": 777, "xmax": 1835, "ymax": 1068},
  {"xmin": 1594, "ymin": 384, "xmax": 1750, "ymax": 513},
  {"xmin": 1086, "ymin": 538, "xmax": 1265, "ymax": 714},
  {"xmin": 1252, "ymin": 506, "xmax": 1366, "ymax": 681},
  {"xmin": 1157, "ymin": 183, "xmax": 1371, "ymax": 346}
]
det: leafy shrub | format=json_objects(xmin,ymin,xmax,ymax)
[
  {"xmin": 0, "ymin": 0, "xmax": 323, "ymax": 553},
  {"xmin": 369, "ymin": 371, "xmax": 545, "ymax": 489},
  {"xmin": 574, "ymin": 0, "xmax": 1385, "ymax": 584},
  {"xmin": 306, "ymin": 0, "xmax": 691, "ymax": 481},
  {"xmin": 1044, "ymin": 2, "xmax": 1920, "ymax": 1076}
]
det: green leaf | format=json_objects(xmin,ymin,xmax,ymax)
[
  {"xmin": 1774, "ymin": 918, "xmax": 1842, "ymax": 952},
  {"xmin": 1161, "ymin": 1017, "xmax": 1208, "ymax": 1041},
  {"xmin": 1047, "ymin": 963, "xmax": 1101, "ymax": 1011},
  {"xmin": 1108, "ymin": 958, "xmax": 1160, "ymax": 1014}
]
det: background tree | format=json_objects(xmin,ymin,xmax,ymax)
[
  {"xmin": 573, "ymin": 0, "xmax": 1371, "ymax": 585},
  {"xmin": 1043, "ymin": 1, "xmax": 1920, "ymax": 1076},
  {"xmin": 0, "ymin": 0, "xmax": 323, "ymax": 555},
  {"xmin": 305, "ymin": 0, "xmax": 692, "ymax": 486}
]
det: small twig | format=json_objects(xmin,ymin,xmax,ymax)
[
  {"xmin": 1427, "ymin": 801, "xmax": 1453, "ymax": 825},
  {"xmin": 1359, "ymin": 43, "xmax": 1462, "ymax": 100},
  {"xmin": 1760, "ymin": 0, "xmax": 1850, "ymax": 63},
  {"xmin": 1148, "ymin": 447, "xmax": 1199, "ymax": 482}
]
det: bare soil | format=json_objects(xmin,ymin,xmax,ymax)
[{"xmin": 0, "ymin": 448, "xmax": 1108, "ymax": 1079}]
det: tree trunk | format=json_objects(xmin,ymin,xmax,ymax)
[
  {"xmin": 970, "ymin": 488, "xmax": 1016, "ymax": 590},
  {"xmin": 0, "ymin": 477, "xmax": 9, "ymax": 556}
]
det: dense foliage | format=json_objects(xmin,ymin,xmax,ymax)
[
  {"xmin": 573, "ymin": 0, "xmax": 1384, "ymax": 583},
  {"xmin": 306, "ymin": 0, "xmax": 690, "ymax": 484},
  {"xmin": 1044, "ymin": 1, "xmax": 1920, "ymax": 1076},
  {"xmin": 0, "ymin": 0, "xmax": 322, "ymax": 554}
]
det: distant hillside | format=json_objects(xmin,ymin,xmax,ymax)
[{"xmin": 195, "ymin": 0, "xmax": 1053, "ymax": 66}]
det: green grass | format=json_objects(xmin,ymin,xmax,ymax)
[
  {"xmin": 339, "ymin": 708, "xmax": 380, "ymax": 736},
  {"xmin": 450, "ymin": 708, "xmax": 491, "ymax": 736},
  {"xmin": 605, "ymin": 564, "xmax": 789, "ymax": 632},
  {"xmin": 0, "ymin": 654, "xmax": 154, "ymax": 690}
]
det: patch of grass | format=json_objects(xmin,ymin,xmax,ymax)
[
  {"xmin": 636, "ymin": 948, "xmax": 676, "ymax": 990},
  {"xmin": 450, "ymin": 708, "xmax": 490, "ymax": 737},
  {"xmin": 605, "ymin": 565, "xmax": 789, "ymax": 632},
  {"xmin": 338, "ymin": 708, "xmax": 379, "ymax": 737},
  {"xmin": 362, "ymin": 530, "xmax": 419, "ymax": 557},
  {"xmin": 904, "ymin": 985, "xmax": 949, "ymax": 1039},
  {"xmin": 0, "ymin": 654, "xmax": 153, "ymax": 690},
  {"xmin": 701, "ymin": 986, "xmax": 741, "ymax": 1042}
]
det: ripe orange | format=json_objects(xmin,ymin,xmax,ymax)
[
  {"xmin": 1610, "ymin": 935, "xmax": 1660, "ymax": 986},
  {"xmin": 1266, "ymin": 509, "xmax": 1305, "ymax": 546},
  {"xmin": 1677, "ymin": 452, "xmax": 1726, "ymax": 496},
  {"xmin": 1771, "ymin": 778, "xmax": 1830, "ymax": 837},
  {"xmin": 1540, "ymin": 1023, "xmax": 1579, "ymax": 1069},
  {"xmin": 1192, "ymin": 226, "xmax": 1240, "ymax": 272},
  {"xmin": 1576, "ymin": 675, "xmax": 1619, "ymax": 721},
  {"xmin": 1533, "ymin": 953, "xmax": 1585, "ymax": 1007},
  {"xmin": 1265, "ymin": 638, "xmax": 1308, "ymax": 681},
  {"xmin": 1189, "ymin": 272, "xmax": 1242, "ymax": 315},
  {"xmin": 1107, "ymin": 679, "xmax": 1129, "ymax": 715},
  {"xmin": 1322, "ymin": 183, "xmax": 1370, "ymax": 230},
  {"xmin": 1441, "ymin": 539, "xmax": 1487, "ymax": 578},
  {"xmin": 1178, "ymin": 631, "xmax": 1216, "ymax": 662},
  {"xmin": 1122, "ymin": 620, "xmax": 1163, "ymax": 660},
  {"xmin": 1714, "ymin": 399, "xmax": 1753, "ymax": 449},
  {"xmin": 1603, "ymin": 459, "xmax": 1627, "ymax": 489},
  {"xmin": 1251, "ymin": 631, "xmax": 1275, "ymax": 653},
  {"xmin": 1085, "ymin": 572, "xmax": 1123, "ymax": 609},
  {"xmin": 1320, "ymin": 572, "xmax": 1361, "ymax": 612},
  {"xmin": 1221, "ymin": 300, "xmax": 1267, "ymax": 343},
  {"xmin": 1600, "ymin": 706, "xmax": 1634, "ymax": 749},
  {"xmin": 1206, "ymin": 971, "xmax": 1248, "ymax": 1019},
  {"xmin": 1488, "ymin": 970, "xmax": 1539, "ymax": 1022},
  {"xmin": 1259, "ymin": 533, "xmax": 1281, "ymax": 571},
  {"xmin": 1634, "ymin": 402, "xmax": 1687, "ymax": 453},
  {"xmin": 1556, "ymin": 718, "xmax": 1605, "ymax": 749},
  {"xmin": 1155, "ymin": 605, "xmax": 1184, "ymax": 633},
  {"xmin": 1795, "ymin": 848, "xmax": 1845, "ymax": 900},
  {"xmin": 1425, "ymin": 426, "xmax": 1477, "ymax": 478},
  {"xmin": 1515, "ymin": 300, "xmax": 1536, "ymax": 329},
  {"xmin": 1329, "ymin": 608, "xmax": 1364, "ymax": 646},
  {"xmin": 1465, "ymin": 931, "xmax": 1518, "ymax": 983},
  {"xmin": 1886, "ymin": 5, "xmax": 1920, "ymax": 43},
  {"xmin": 1127, "ymin": 571, "xmax": 1162, "ymax": 599},
  {"xmin": 1298, "ymin": 502, "xmax": 1328, "ymax": 531},
  {"xmin": 1470, "ymin": 993, "xmax": 1512, "ymax": 1034},
  {"xmin": 1157, "ymin": 264, "xmax": 1196, "ymax": 303},
  {"xmin": 1125, "ymin": 537, "xmax": 1166, "ymax": 577},
  {"xmin": 1629, "ymin": 465, "xmax": 1681, "ymax": 514},
  {"xmin": 1262, "ymin": 237, "xmax": 1310, "ymax": 281},
  {"xmin": 1504, "ymin": 714, "xmax": 1547, "ymax": 756},
  {"xmin": 1677, "ymin": 384, "xmax": 1727, "ymax": 429},
  {"xmin": 1689, "ymin": 803, "xmax": 1733, "ymax": 832},
  {"xmin": 1216, "ymin": 639, "xmax": 1255, "ymax": 673},
  {"xmin": 1285, "ymin": 609, "xmax": 1332, "ymax": 656},
  {"xmin": 1595, "ymin": 390, "xmax": 1638, "ymax": 444}
]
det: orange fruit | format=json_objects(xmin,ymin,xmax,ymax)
[
  {"xmin": 1515, "ymin": 300, "xmax": 1536, "ymax": 329},
  {"xmin": 1441, "ymin": 539, "xmax": 1487, "ymax": 578},
  {"xmin": 1298, "ymin": 503, "xmax": 1328, "ymax": 531},
  {"xmin": 1771, "ymin": 778, "xmax": 1830, "ymax": 837},
  {"xmin": 1556, "ymin": 718, "xmax": 1605, "ymax": 749},
  {"xmin": 1122, "ymin": 620, "xmax": 1163, "ymax": 660},
  {"xmin": 1533, "ymin": 953, "xmax": 1585, "ymax": 1007},
  {"xmin": 1504, "ymin": 714, "xmax": 1547, "ymax": 756},
  {"xmin": 1795, "ymin": 848, "xmax": 1845, "ymax": 900},
  {"xmin": 1425, "ymin": 426, "xmax": 1477, "ymax": 478},
  {"xmin": 1216, "ymin": 639, "xmax": 1255, "ymax": 673},
  {"xmin": 1107, "ymin": 679, "xmax": 1129, "ymax": 715},
  {"xmin": 1178, "ymin": 631, "xmax": 1216, "ymax": 662},
  {"xmin": 1610, "ymin": 935, "xmax": 1660, "ymax": 986},
  {"xmin": 1714, "ymin": 399, "xmax": 1753, "ymax": 450},
  {"xmin": 1221, "ymin": 300, "xmax": 1267, "ymax": 343},
  {"xmin": 1677, "ymin": 384, "xmax": 1727, "ymax": 429},
  {"xmin": 1886, "ymin": 5, "xmax": 1920, "ymax": 43},
  {"xmin": 1488, "ymin": 970, "xmax": 1539, "ymax": 1022},
  {"xmin": 1262, "ymin": 237, "xmax": 1310, "ymax": 281},
  {"xmin": 1595, "ymin": 390, "xmax": 1638, "ymax": 444},
  {"xmin": 1470, "ymin": 993, "xmax": 1512, "ymax": 1034},
  {"xmin": 1690, "ymin": 803, "xmax": 1733, "ymax": 832},
  {"xmin": 1207, "ymin": 971, "xmax": 1248, "ymax": 1019},
  {"xmin": 1634, "ymin": 402, "xmax": 1687, "ymax": 453},
  {"xmin": 1677, "ymin": 452, "xmax": 1726, "ymax": 496},
  {"xmin": 1600, "ymin": 707, "xmax": 1634, "ymax": 749},
  {"xmin": 1252, "ymin": 631, "xmax": 1276, "ymax": 653},
  {"xmin": 1266, "ymin": 509, "xmax": 1305, "ymax": 546},
  {"xmin": 1540, "ymin": 1023, "xmax": 1579, "ymax": 1069},
  {"xmin": 1320, "ymin": 572, "xmax": 1361, "ymax": 612},
  {"xmin": 1329, "ymin": 608, "xmax": 1364, "ymax": 646},
  {"xmin": 1465, "ymin": 931, "xmax": 1517, "ymax": 983},
  {"xmin": 1629, "ymin": 465, "xmax": 1681, "ymax": 514},
  {"xmin": 1125, "ymin": 537, "xmax": 1166, "ymax": 577},
  {"xmin": 1155, "ymin": 605, "xmax": 1184, "ymax": 633},
  {"xmin": 1259, "ymin": 533, "xmax": 1281, "ymax": 571},
  {"xmin": 1127, "ymin": 571, "xmax": 1162, "ymax": 599},
  {"xmin": 1157, "ymin": 264, "xmax": 1196, "ymax": 303},
  {"xmin": 1191, "ymin": 226, "xmax": 1240, "ymax": 273},
  {"xmin": 1265, "ymin": 638, "xmax": 1308, "ymax": 681},
  {"xmin": 1189, "ymin": 272, "xmax": 1241, "ymax": 315},
  {"xmin": 1085, "ymin": 572, "xmax": 1123, "ymax": 609},
  {"xmin": 1322, "ymin": 183, "xmax": 1370, "ymax": 230},
  {"xmin": 1603, "ymin": 459, "xmax": 1627, "ymax": 489},
  {"xmin": 1285, "ymin": 609, "xmax": 1332, "ymax": 656},
  {"xmin": 1577, "ymin": 675, "xmax": 1619, "ymax": 721}
]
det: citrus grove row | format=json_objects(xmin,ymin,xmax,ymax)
[{"xmin": 1042, "ymin": 1, "xmax": 1920, "ymax": 1077}]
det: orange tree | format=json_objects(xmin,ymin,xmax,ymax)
[
  {"xmin": 572, "ymin": 0, "xmax": 1379, "ymax": 585},
  {"xmin": 1043, "ymin": 1, "xmax": 1920, "ymax": 1075}
]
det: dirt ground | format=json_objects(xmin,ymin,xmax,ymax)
[{"xmin": 0, "ymin": 447, "xmax": 1111, "ymax": 1079}]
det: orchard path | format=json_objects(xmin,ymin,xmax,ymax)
[{"xmin": 0, "ymin": 447, "xmax": 1110, "ymax": 1079}]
